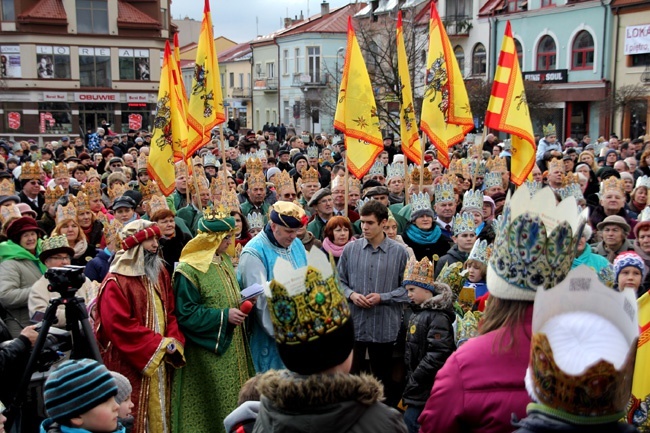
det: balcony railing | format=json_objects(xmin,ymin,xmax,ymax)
[
  {"xmin": 442, "ymin": 15, "xmax": 472, "ymax": 36},
  {"xmin": 232, "ymin": 87, "xmax": 252, "ymax": 98},
  {"xmin": 292, "ymin": 73, "xmax": 329, "ymax": 87},
  {"xmin": 253, "ymin": 76, "xmax": 278, "ymax": 91}
]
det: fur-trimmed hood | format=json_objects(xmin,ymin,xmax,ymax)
[
  {"xmin": 413, "ymin": 282, "xmax": 454, "ymax": 311},
  {"xmin": 253, "ymin": 370, "xmax": 407, "ymax": 433}
]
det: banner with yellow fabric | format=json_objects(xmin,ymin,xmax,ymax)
[
  {"xmin": 485, "ymin": 21, "xmax": 536, "ymax": 185},
  {"xmin": 148, "ymin": 41, "xmax": 187, "ymax": 196},
  {"xmin": 187, "ymin": 0, "xmax": 226, "ymax": 157},
  {"xmin": 396, "ymin": 11, "xmax": 422, "ymax": 165},
  {"xmin": 333, "ymin": 17, "xmax": 383, "ymax": 179},
  {"xmin": 628, "ymin": 292, "xmax": 650, "ymax": 431},
  {"xmin": 419, "ymin": 2, "xmax": 473, "ymax": 168}
]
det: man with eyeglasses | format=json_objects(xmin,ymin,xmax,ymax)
[
  {"xmin": 307, "ymin": 188, "xmax": 334, "ymax": 241},
  {"xmin": 18, "ymin": 162, "xmax": 44, "ymax": 220}
]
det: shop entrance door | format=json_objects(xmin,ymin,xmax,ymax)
[
  {"xmin": 567, "ymin": 102, "xmax": 589, "ymax": 141},
  {"xmin": 79, "ymin": 103, "xmax": 114, "ymax": 136}
]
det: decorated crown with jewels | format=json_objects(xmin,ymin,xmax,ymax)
[
  {"xmin": 274, "ymin": 170, "xmax": 295, "ymax": 194},
  {"xmin": 256, "ymin": 150, "xmax": 268, "ymax": 161},
  {"xmin": 403, "ymin": 256, "xmax": 435, "ymax": 291},
  {"xmin": 558, "ymin": 183, "xmax": 584, "ymax": 202},
  {"xmin": 246, "ymin": 212, "xmax": 264, "ymax": 230},
  {"xmin": 411, "ymin": 192, "xmax": 433, "ymax": 213},
  {"xmin": 448, "ymin": 160, "xmax": 464, "ymax": 177},
  {"xmin": 487, "ymin": 183, "xmax": 586, "ymax": 301},
  {"xmin": 41, "ymin": 234, "xmax": 71, "ymax": 254},
  {"xmin": 300, "ymin": 167, "xmax": 319, "ymax": 185},
  {"xmin": 0, "ymin": 178, "xmax": 16, "ymax": 196},
  {"xmin": 0, "ymin": 204, "xmax": 21, "ymax": 226},
  {"xmin": 82, "ymin": 183, "xmax": 102, "ymax": 201},
  {"xmin": 368, "ymin": 160, "xmax": 385, "ymax": 177},
  {"xmin": 188, "ymin": 174, "xmax": 209, "ymax": 195},
  {"xmin": 63, "ymin": 148, "xmax": 76, "ymax": 159},
  {"xmin": 202, "ymin": 204, "xmax": 230, "ymax": 221},
  {"xmin": 56, "ymin": 201, "xmax": 77, "ymax": 224},
  {"xmin": 600, "ymin": 176, "xmax": 625, "ymax": 196},
  {"xmin": 108, "ymin": 183, "xmax": 128, "ymax": 201},
  {"xmin": 468, "ymin": 144, "xmax": 482, "ymax": 160},
  {"xmin": 45, "ymin": 185, "xmax": 66, "ymax": 206},
  {"xmin": 486, "ymin": 156, "xmax": 508, "ymax": 173},
  {"xmin": 523, "ymin": 180, "xmax": 544, "ymax": 197},
  {"xmin": 20, "ymin": 162, "xmax": 42, "ymax": 181},
  {"xmin": 246, "ymin": 157, "xmax": 263, "ymax": 174},
  {"xmin": 307, "ymin": 146, "xmax": 319, "ymax": 159},
  {"xmin": 140, "ymin": 181, "xmax": 161, "ymax": 202},
  {"xmin": 175, "ymin": 161, "xmax": 188, "ymax": 177},
  {"xmin": 386, "ymin": 162, "xmax": 404, "ymax": 181},
  {"xmin": 192, "ymin": 155, "xmax": 203, "ymax": 167},
  {"xmin": 265, "ymin": 248, "xmax": 350, "ymax": 345},
  {"xmin": 483, "ymin": 172, "xmax": 502, "ymax": 189},
  {"xmin": 409, "ymin": 165, "xmax": 433, "ymax": 186},
  {"xmin": 69, "ymin": 192, "xmax": 91, "ymax": 214},
  {"xmin": 635, "ymin": 175, "xmax": 650, "ymax": 189},
  {"xmin": 434, "ymin": 180, "xmax": 454, "ymax": 204},
  {"xmin": 137, "ymin": 154, "xmax": 148, "ymax": 172},
  {"xmin": 86, "ymin": 167, "xmax": 100, "ymax": 180},
  {"xmin": 203, "ymin": 153, "xmax": 218, "ymax": 167},
  {"xmin": 103, "ymin": 219, "xmax": 124, "ymax": 246},
  {"xmin": 453, "ymin": 212, "xmax": 476, "ymax": 236},
  {"xmin": 52, "ymin": 162, "xmax": 69, "ymax": 179},
  {"xmin": 542, "ymin": 123, "xmax": 556, "ymax": 137},
  {"xmin": 211, "ymin": 173, "xmax": 228, "ymax": 194},
  {"xmin": 640, "ymin": 206, "xmax": 650, "ymax": 223},
  {"xmin": 348, "ymin": 177, "xmax": 361, "ymax": 192},
  {"xmin": 562, "ymin": 172, "xmax": 579, "ymax": 187},
  {"xmin": 219, "ymin": 189, "xmax": 240, "ymax": 213},
  {"xmin": 148, "ymin": 194, "xmax": 169, "ymax": 217},
  {"xmin": 462, "ymin": 189, "xmax": 483, "ymax": 211},
  {"xmin": 547, "ymin": 158, "xmax": 564, "ymax": 174},
  {"xmin": 356, "ymin": 197, "xmax": 371, "ymax": 212},
  {"xmin": 468, "ymin": 239, "xmax": 492, "ymax": 265},
  {"xmin": 247, "ymin": 171, "xmax": 266, "ymax": 190},
  {"xmin": 435, "ymin": 261, "xmax": 465, "ymax": 299},
  {"xmin": 468, "ymin": 160, "xmax": 488, "ymax": 177}
]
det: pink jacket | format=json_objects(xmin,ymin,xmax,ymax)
[{"xmin": 418, "ymin": 304, "xmax": 533, "ymax": 433}]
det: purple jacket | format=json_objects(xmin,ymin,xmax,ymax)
[{"xmin": 418, "ymin": 304, "xmax": 533, "ymax": 433}]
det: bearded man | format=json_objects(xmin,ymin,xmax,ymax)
[{"xmin": 95, "ymin": 220, "xmax": 186, "ymax": 433}]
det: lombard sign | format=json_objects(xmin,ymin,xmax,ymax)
[
  {"xmin": 74, "ymin": 92, "xmax": 119, "ymax": 102},
  {"xmin": 523, "ymin": 69, "xmax": 568, "ymax": 84},
  {"xmin": 625, "ymin": 24, "xmax": 650, "ymax": 55}
]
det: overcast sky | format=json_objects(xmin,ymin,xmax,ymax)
[{"xmin": 171, "ymin": 0, "xmax": 355, "ymax": 43}]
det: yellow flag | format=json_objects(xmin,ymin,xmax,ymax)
[
  {"xmin": 334, "ymin": 17, "xmax": 383, "ymax": 179},
  {"xmin": 420, "ymin": 2, "xmax": 473, "ymax": 168},
  {"xmin": 148, "ymin": 41, "xmax": 187, "ymax": 196},
  {"xmin": 173, "ymin": 33, "xmax": 188, "ymax": 106},
  {"xmin": 628, "ymin": 292, "xmax": 650, "ymax": 430},
  {"xmin": 396, "ymin": 11, "xmax": 421, "ymax": 165},
  {"xmin": 485, "ymin": 21, "xmax": 536, "ymax": 185},
  {"xmin": 187, "ymin": 0, "xmax": 226, "ymax": 157}
]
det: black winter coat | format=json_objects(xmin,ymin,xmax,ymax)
[
  {"xmin": 434, "ymin": 244, "xmax": 469, "ymax": 278},
  {"xmin": 402, "ymin": 284, "xmax": 456, "ymax": 406},
  {"xmin": 402, "ymin": 227, "xmax": 451, "ymax": 261},
  {"xmin": 513, "ymin": 411, "xmax": 639, "ymax": 433}
]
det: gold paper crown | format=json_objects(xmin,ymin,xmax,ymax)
[
  {"xmin": 300, "ymin": 167, "xmax": 320, "ymax": 185},
  {"xmin": 103, "ymin": 219, "xmax": 124, "ymax": 246},
  {"xmin": 188, "ymin": 174, "xmax": 209, "ymax": 195},
  {"xmin": 542, "ymin": 123, "xmax": 556, "ymax": 137},
  {"xmin": 192, "ymin": 155, "xmax": 203, "ymax": 167},
  {"xmin": 247, "ymin": 171, "xmax": 266, "ymax": 190},
  {"xmin": 409, "ymin": 166, "xmax": 433, "ymax": 185},
  {"xmin": 0, "ymin": 178, "xmax": 16, "ymax": 196},
  {"xmin": 42, "ymin": 234, "xmax": 72, "ymax": 253},
  {"xmin": 69, "ymin": 192, "xmax": 91, "ymax": 214},
  {"xmin": 56, "ymin": 201, "xmax": 77, "ymax": 224},
  {"xmin": 82, "ymin": 183, "xmax": 102, "ymax": 201},
  {"xmin": 53, "ymin": 162, "xmax": 69, "ymax": 179},
  {"xmin": 468, "ymin": 145, "xmax": 482, "ymax": 160},
  {"xmin": 20, "ymin": 162, "xmax": 42, "ymax": 180},
  {"xmin": 45, "ymin": 185, "xmax": 66, "ymax": 206},
  {"xmin": 210, "ymin": 174, "xmax": 228, "ymax": 194},
  {"xmin": 219, "ymin": 189, "xmax": 241, "ymax": 213},
  {"xmin": 175, "ymin": 161, "xmax": 188, "ymax": 177},
  {"xmin": 266, "ymin": 248, "xmax": 350, "ymax": 345},
  {"xmin": 108, "ymin": 183, "xmax": 129, "ymax": 201},
  {"xmin": 448, "ymin": 160, "xmax": 464, "ymax": 177},
  {"xmin": 148, "ymin": 194, "xmax": 170, "ymax": 217},
  {"xmin": 274, "ymin": 170, "xmax": 295, "ymax": 194},
  {"xmin": 202, "ymin": 204, "xmax": 230, "ymax": 221},
  {"xmin": 140, "ymin": 181, "xmax": 161, "ymax": 202},
  {"xmin": 486, "ymin": 156, "xmax": 508, "ymax": 173},
  {"xmin": 348, "ymin": 177, "xmax": 361, "ymax": 192},
  {"xmin": 137, "ymin": 154, "xmax": 148, "ymax": 172},
  {"xmin": 562, "ymin": 172, "xmax": 579, "ymax": 187},
  {"xmin": 547, "ymin": 158, "xmax": 564, "ymax": 174},
  {"xmin": 87, "ymin": 167, "xmax": 100, "ymax": 180},
  {"xmin": 440, "ymin": 172, "xmax": 459, "ymax": 188},
  {"xmin": 600, "ymin": 176, "xmax": 625, "ymax": 196},
  {"xmin": 403, "ymin": 256, "xmax": 435, "ymax": 290},
  {"xmin": 246, "ymin": 157, "xmax": 263, "ymax": 174},
  {"xmin": 0, "ymin": 204, "xmax": 21, "ymax": 226},
  {"xmin": 63, "ymin": 148, "xmax": 76, "ymax": 159}
]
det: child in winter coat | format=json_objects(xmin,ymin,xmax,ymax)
[
  {"xmin": 110, "ymin": 372, "xmax": 134, "ymax": 433},
  {"xmin": 613, "ymin": 251, "xmax": 646, "ymax": 294},
  {"xmin": 402, "ymin": 257, "xmax": 456, "ymax": 433},
  {"xmin": 223, "ymin": 375, "xmax": 262, "ymax": 433}
]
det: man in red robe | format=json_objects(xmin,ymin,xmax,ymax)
[{"xmin": 95, "ymin": 219, "xmax": 185, "ymax": 433}]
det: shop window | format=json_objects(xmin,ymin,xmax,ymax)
[
  {"xmin": 472, "ymin": 43, "xmax": 486, "ymax": 76},
  {"xmin": 76, "ymin": 0, "xmax": 108, "ymax": 34},
  {"xmin": 36, "ymin": 46, "xmax": 71, "ymax": 79},
  {"xmin": 514, "ymin": 39, "xmax": 523, "ymax": 68},
  {"xmin": 454, "ymin": 45, "xmax": 465, "ymax": 75},
  {"xmin": 541, "ymin": 0, "xmax": 555, "ymax": 6},
  {"xmin": 38, "ymin": 103, "xmax": 73, "ymax": 134},
  {"xmin": 79, "ymin": 47, "xmax": 111, "ymax": 87},
  {"xmin": 571, "ymin": 31, "xmax": 594, "ymax": 70},
  {"xmin": 0, "ymin": 45, "xmax": 21, "ymax": 78},
  {"xmin": 631, "ymin": 53, "xmax": 650, "ymax": 67},
  {"xmin": 1, "ymin": 0, "xmax": 15, "ymax": 21},
  {"xmin": 118, "ymin": 49, "xmax": 150, "ymax": 81},
  {"xmin": 536, "ymin": 35, "xmax": 556, "ymax": 71}
]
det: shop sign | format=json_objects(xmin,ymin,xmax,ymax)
[
  {"xmin": 74, "ymin": 92, "xmax": 119, "ymax": 102},
  {"xmin": 43, "ymin": 92, "xmax": 67, "ymax": 102},
  {"xmin": 523, "ymin": 69, "xmax": 568, "ymax": 84},
  {"xmin": 625, "ymin": 24, "xmax": 650, "ymax": 55},
  {"xmin": 40, "ymin": 112, "xmax": 55, "ymax": 133},
  {"xmin": 7, "ymin": 112, "xmax": 20, "ymax": 129},
  {"xmin": 128, "ymin": 113, "xmax": 143, "ymax": 130}
]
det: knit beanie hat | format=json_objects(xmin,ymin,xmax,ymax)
[
  {"xmin": 44, "ymin": 359, "xmax": 117, "ymax": 423},
  {"xmin": 613, "ymin": 251, "xmax": 646, "ymax": 283},
  {"xmin": 110, "ymin": 371, "xmax": 132, "ymax": 404}
]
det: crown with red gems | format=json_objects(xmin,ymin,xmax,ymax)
[{"xmin": 403, "ymin": 256, "xmax": 435, "ymax": 291}]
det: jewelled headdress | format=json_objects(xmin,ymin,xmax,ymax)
[
  {"xmin": 82, "ymin": 183, "xmax": 102, "ymax": 201},
  {"xmin": 403, "ymin": 257, "xmax": 435, "ymax": 291},
  {"xmin": 411, "ymin": 192, "xmax": 433, "ymax": 213},
  {"xmin": 274, "ymin": 170, "xmax": 295, "ymax": 195},
  {"xmin": 45, "ymin": 185, "xmax": 66, "ymax": 206},
  {"xmin": 434, "ymin": 179, "xmax": 454, "ymax": 204},
  {"xmin": 486, "ymin": 156, "xmax": 508, "ymax": 173},
  {"xmin": 69, "ymin": 192, "xmax": 91, "ymax": 214},
  {"xmin": 246, "ymin": 157, "xmax": 263, "ymax": 174},
  {"xmin": 20, "ymin": 162, "xmax": 42, "ymax": 181},
  {"xmin": 462, "ymin": 189, "xmax": 483, "ymax": 211},
  {"xmin": 409, "ymin": 165, "xmax": 433, "ymax": 186},
  {"xmin": 0, "ymin": 204, "xmax": 21, "ymax": 226},
  {"xmin": 211, "ymin": 173, "xmax": 228, "ymax": 195},
  {"xmin": 307, "ymin": 146, "xmax": 319, "ymax": 160},
  {"xmin": 175, "ymin": 160, "xmax": 188, "ymax": 178},
  {"xmin": 219, "ymin": 188, "xmax": 240, "ymax": 213},
  {"xmin": 137, "ymin": 154, "xmax": 148, "ymax": 172},
  {"xmin": 386, "ymin": 162, "xmax": 404, "ymax": 181},
  {"xmin": 0, "ymin": 178, "xmax": 16, "ymax": 196},
  {"xmin": 108, "ymin": 183, "xmax": 129, "ymax": 201},
  {"xmin": 367, "ymin": 160, "xmax": 385, "ymax": 177},
  {"xmin": 140, "ymin": 181, "xmax": 161, "ymax": 202},
  {"xmin": 300, "ymin": 167, "xmax": 320, "ymax": 185},
  {"xmin": 103, "ymin": 219, "xmax": 124, "ymax": 247},
  {"xmin": 203, "ymin": 152, "xmax": 218, "ymax": 167},
  {"xmin": 487, "ymin": 183, "xmax": 587, "ymax": 301},
  {"xmin": 635, "ymin": 175, "xmax": 650, "ymax": 189},
  {"xmin": 453, "ymin": 212, "xmax": 476, "ymax": 236},
  {"xmin": 542, "ymin": 123, "xmax": 556, "ymax": 137},
  {"xmin": 53, "ymin": 162, "xmax": 69, "ymax": 179},
  {"xmin": 558, "ymin": 183, "xmax": 584, "ymax": 202},
  {"xmin": 41, "ymin": 234, "xmax": 71, "ymax": 253},
  {"xmin": 148, "ymin": 194, "xmax": 170, "ymax": 217},
  {"xmin": 483, "ymin": 172, "xmax": 502, "ymax": 189},
  {"xmin": 56, "ymin": 201, "xmax": 77, "ymax": 224},
  {"xmin": 547, "ymin": 158, "xmax": 564, "ymax": 174},
  {"xmin": 246, "ymin": 212, "xmax": 264, "ymax": 230},
  {"xmin": 348, "ymin": 177, "xmax": 361, "ymax": 192},
  {"xmin": 86, "ymin": 167, "xmax": 100, "ymax": 180},
  {"xmin": 599, "ymin": 176, "xmax": 625, "ymax": 196},
  {"xmin": 523, "ymin": 180, "xmax": 544, "ymax": 197},
  {"xmin": 467, "ymin": 239, "xmax": 492, "ymax": 265},
  {"xmin": 435, "ymin": 261, "xmax": 466, "ymax": 300}
]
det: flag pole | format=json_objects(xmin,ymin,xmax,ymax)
[
  {"xmin": 472, "ymin": 129, "xmax": 487, "ymax": 190},
  {"xmin": 344, "ymin": 152, "xmax": 349, "ymax": 218},
  {"xmin": 419, "ymin": 137, "xmax": 425, "ymax": 191},
  {"xmin": 404, "ymin": 157, "xmax": 409, "ymax": 204}
]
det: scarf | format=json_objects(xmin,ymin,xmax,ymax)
[
  {"xmin": 475, "ymin": 221, "xmax": 485, "ymax": 236},
  {"xmin": 72, "ymin": 239, "xmax": 88, "ymax": 259},
  {"xmin": 322, "ymin": 237, "xmax": 349, "ymax": 258},
  {"xmin": 405, "ymin": 223, "xmax": 441, "ymax": 245},
  {"xmin": 573, "ymin": 243, "xmax": 595, "ymax": 268},
  {"xmin": 0, "ymin": 239, "xmax": 47, "ymax": 273}
]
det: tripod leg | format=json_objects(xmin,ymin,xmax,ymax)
[{"xmin": 66, "ymin": 297, "xmax": 103, "ymax": 363}]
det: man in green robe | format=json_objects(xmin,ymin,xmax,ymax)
[{"xmin": 171, "ymin": 207, "xmax": 255, "ymax": 432}]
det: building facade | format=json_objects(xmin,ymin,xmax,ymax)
[
  {"xmin": 219, "ymin": 42, "xmax": 253, "ymax": 131},
  {"xmin": 0, "ymin": 0, "xmax": 172, "ymax": 140},
  {"xmin": 480, "ymin": 0, "xmax": 613, "ymax": 141}
]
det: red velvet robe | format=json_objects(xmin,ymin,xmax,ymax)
[{"xmin": 95, "ymin": 269, "xmax": 185, "ymax": 433}]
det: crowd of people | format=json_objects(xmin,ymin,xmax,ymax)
[{"xmin": 0, "ymin": 122, "xmax": 648, "ymax": 433}]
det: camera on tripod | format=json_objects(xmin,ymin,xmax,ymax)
[{"xmin": 45, "ymin": 265, "xmax": 86, "ymax": 297}]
